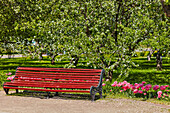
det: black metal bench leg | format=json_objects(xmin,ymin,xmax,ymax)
[
  {"xmin": 47, "ymin": 92, "xmax": 50, "ymax": 99},
  {"xmin": 90, "ymin": 86, "xmax": 97, "ymax": 101},
  {"xmin": 99, "ymin": 88, "xmax": 102, "ymax": 99},
  {"xmin": 4, "ymin": 88, "xmax": 9, "ymax": 95},
  {"xmin": 16, "ymin": 89, "xmax": 19, "ymax": 93},
  {"xmin": 55, "ymin": 92, "xmax": 59, "ymax": 96},
  {"xmin": 91, "ymin": 93, "xmax": 96, "ymax": 102}
]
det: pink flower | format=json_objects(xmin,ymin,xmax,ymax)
[
  {"xmin": 164, "ymin": 93, "xmax": 169, "ymax": 97},
  {"xmin": 7, "ymin": 75, "xmax": 15, "ymax": 81},
  {"xmin": 141, "ymin": 87, "xmax": 145, "ymax": 90},
  {"xmin": 138, "ymin": 90, "xmax": 143, "ymax": 94},
  {"xmin": 6, "ymin": 73, "xmax": 8, "ymax": 75},
  {"xmin": 142, "ymin": 81, "xmax": 146, "ymax": 84},
  {"xmin": 122, "ymin": 86, "xmax": 127, "ymax": 91},
  {"xmin": 145, "ymin": 88, "xmax": 150, "ymax": 91},
  {"xmin": 123, "ymin": 81, "xmax": 127, "ymax": 84},
  {"xmin": 136, "ymin": 85, "xmax": 140, "ymax": 89},
  {"xmin": 120, "ymin": 90, "xmax": 123, "ymax": 92},
  {"xmin": 122, "ymin": 81, "xmax": 127, "ymax": 86},
  {"xmin": 111, "ymin": 81, "xmax": 117, "ymax": 87},
  {"xmin": 106, "ymin": 79, "xmax": 109, "ymax": 82},
  {"xmin": 110, "ymin": 90, "xmax": 112, "ymax": 92},
  {"xmin": 117, "ymin": 82, "xmax": 122, "ymax": 87},
  {"xmin": 111, "ymin": 84, "xmax": 116, "ymax": 87},
  {"xmin": 146, "ymin": 84, "xmax": 152, "ymax": 88},
  {"xmin": 7, "ymin": 77, "xmax": 12, "ymax": 80},
  {"xmin": 125, "ymin": 83, "xmax": 131, "ymax": 89},
  {"xmin": 139, "ymin": 83, "xmax": 144, "ymax": 87},
  {"xmin": 164, "ymin": 85, "xmax": 169, "ymax": 88},
  {"xmin": 144, "ymin": 93, "xmax": 147, "ymax": 95},
  {"xmin": 114, "ymin": 81, "xmax": 117, "ymax": 84},
  {"xmin": 157, "ymin": 91, "xmax": 162, "ymax": 95},
  {"xmin": 134, "ymin": 83, "xmax": 138, "ymax": 86},
  {"xmin": 8, "ymin": 72, "xmax": 12, "ymax": 75},
  {"xmin": 131, "ymin": 86, "xmax": 136, "ymax": 90},
  {"xmin": 158, "ymin": 95, "xmax": 161, "ymax": 98},
  {"xmin": 157, "ymin": 91, "xmax": 162, "ymax": 98},
  {"xmin": 160, "ymin": 86, "xmax": 166, "ymax": 90},
  {"xmin": 133, "ymin": 89, "xmax": 138, "ymax": 94},
  {"xmin": 130, "ymin": 84, "xmax": 133, "ymax": 88},
  {"xmin": 102, "ymin": 83, "xmax": 106, "ymax": 86},
  {"xmin": 11, "ymin": 75, "xmax": 15, "ymax": 79},
  {"xmin": 153, "ymin": 85, "xmax": 159, "ymax": 91},
  {"xmin": 145, "ymin": 84, "xmax": 152, "ymax": 91}
]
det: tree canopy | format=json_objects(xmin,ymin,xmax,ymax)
[{"xmin": 0, "ymin": 0, "xmax": 169, "ymax": 80}]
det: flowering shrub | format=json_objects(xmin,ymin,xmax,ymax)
[
  {"xmin": 7, "ymin": 75, "xmax": 15, "ymax": 81},
  {"xmin": 0, "ymin": 72, "xmax": 14, "ymax": 86},
  {"xmin": 6, "ymin": 72, "xmax": 15, "ymax": 81},
  {"xmin": 102, "ymin": 80, "xmax": 170, "ymax": 101}
]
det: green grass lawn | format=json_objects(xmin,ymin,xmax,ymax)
[
  {"xmin": 127, "ymin": 57, "xmax": 170, "ymax": 85},
  {"xmin": 0, "ymin": 56, "xmax": 169, "ymax": 85}
]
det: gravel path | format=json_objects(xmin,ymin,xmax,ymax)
[
  {"xmin": 1, "ymin": 54, "xmax": 47, "ymax": 59},
  {"xmin": 1, "ymin": 54, "xmax": 24, "ymax": 58},
  {"xmin": 0, "ymin": 91, "xmax": 169, "ymax": 113}
]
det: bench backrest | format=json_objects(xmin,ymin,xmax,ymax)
[{"xmin": 14, "ymin": 67, "xmax": 104, "ymax": 87}]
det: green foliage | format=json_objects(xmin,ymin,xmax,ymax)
[
  {"xmin": 1, "ymin": 0, "xmax": 169, "ymax": 80},
  {"xmin": 164, "ymin": 0, "xmax": 170, "ymax": 5},
  {"xmin": 0, "ymin": 72, "xmax": 8, "ymax": 87}
]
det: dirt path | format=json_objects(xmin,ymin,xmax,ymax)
[{"xmin": 0, "ymin": 91, "xmax": 169, "ymax": 113}]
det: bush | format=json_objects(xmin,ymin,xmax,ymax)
[{"xmin": 0, "ymin": 72, "xmax": 13, "ymax": 87}]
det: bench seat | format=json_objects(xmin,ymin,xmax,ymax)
[{"xmin": 3, "ymin": 67, "xmax": 105, "ymax": 101}]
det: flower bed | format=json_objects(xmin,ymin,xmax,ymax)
[{"xmin": 102, "ymin": 81, "xmax": 170, "ymax": 101}]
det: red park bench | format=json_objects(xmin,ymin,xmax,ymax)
[{"xmin": 3, "ymin": 67, "xmax": 105, "ymax": 101}]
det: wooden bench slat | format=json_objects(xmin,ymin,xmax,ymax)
[
  {"xmin": 3, "ymin": 86, "xmax": 90, "ymax": 93},
  {"xmin": 14, "ymin": 78, "xmax": 99, "ymax": 83},
  {"xmin": 15, "ymin": 73, "xmax": 100, "ymax": 78},
  {"xmin": 16, "ymin": 71, "xmax": 101, "ymax": 75},
  {"xmin": 12, "ymin": 79, "xmax": 98, "ymax": 84},
  {"xmin": 4, "ymin": 83, "xmax": 94, "ymax": 89},
  {"xmin": 15, "ymin": 76, "xmax": 100, "ymax": 81},
  {"xmin": 18, "ymin": 68, "xmax": 102, "ymax": 73},
  {"xmin": 5, "ymin": 81, "xmax": 98, "ymax": 86},
  {"xmin": 18, "ymin": 67, "xmax": 102, "ymax": 72}
]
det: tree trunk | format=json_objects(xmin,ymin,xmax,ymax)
[
  {"xmin": 147, "ymin": 55, "xmax": 151, "ymax": 61},
  {"xmin": 39, "ymin": 52, "xmax": 43, "ymax": 60},
  {"xmin": 70, "ymin": 55, "xmax": 79, "ymax": 67},
  {"xmin": 51, "ymin": 54, "xmax": 57, "ymax": 65},
  {"xmin": 147, "ymin": 50, "xmax": 154, "ymax": 61},
  {"xmin": 160, "ymin": 0, "xmax": 170, "ymax": 17},
  {"xmin": 156, "ymin": 51, "xmax": 162, "ymax": 70},
  {"xmin": 105, "ymin": 70, "xmax": 113, "ymax": 81}
]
